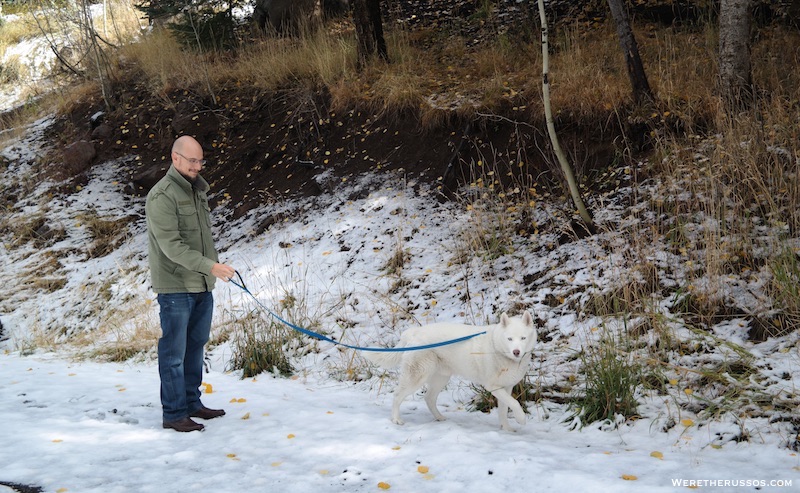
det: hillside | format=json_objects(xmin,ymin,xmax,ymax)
[{"xmin": 1, "ymin": 0, "xmax": 800, "ymax": 470}]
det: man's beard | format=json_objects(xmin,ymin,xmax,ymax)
[{"xmin": 178, "ymin": 170, "xmax": 197, "ymax": 183}]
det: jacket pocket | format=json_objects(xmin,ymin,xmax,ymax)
[{"xmin": 177, "ymin": 206, "xmax": 200, "ymax": 231}]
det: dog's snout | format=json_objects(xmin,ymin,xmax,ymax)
[{"xmin": 513, "ymin": 349, "xmax": 520, "ymax": 357}]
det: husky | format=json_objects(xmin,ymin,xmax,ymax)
[{"xmin": 366, "ymin": 312, "xmax": 536, "ymax": 431}]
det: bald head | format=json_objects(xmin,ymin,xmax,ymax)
[{"xmin": 171, "ymin": 135, "xmax": 205, "ymax": 182}]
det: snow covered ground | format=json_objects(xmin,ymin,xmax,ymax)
[
  {"xmin": 1, "ymin": 352, "xmax": 798, "ymax": 493},
  {"xmin": 1, "ymin": 113, "xmax": 799, "ymax": 493},
  {"xmin": 1, "ymin": 7, "xmax": 800, "ymax": 491}
]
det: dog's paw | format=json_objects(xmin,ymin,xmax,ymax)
[
  {"xmin": 392, "ymin": 417, "xmax": 405, "ymax": 426},
  {"xmin": 515, "ymin": 414, "xmax": 527, "ymax": 426}
]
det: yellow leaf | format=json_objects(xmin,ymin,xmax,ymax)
[
  {"xmin": 52, "ymin": 439, "xmax": 63, "ymax": 443},
  {"xmin": 56, "ymin": 489, "xmax": 68, "ymax": 493},
  {"xmin": 271, "ymin": 462, "xmax": 282, "ymax": 467},
  {"xmin": 378, "ymin": 482, "xmax": 391, "ymax": 490},
  {"xmin": 417, "ymin": 466, "xmax": 429, "ymax": 474},
  {"xmin": 650, "ymin": 451, "xmax": 663, "ymax": 460},
  {"xmin": 392, "ymin": 446, "xmax": 401, "ymax": 450},
  {"xmin": 203, "ymin": 383, "xmax": 213, "ymax": 394},
  {"xmin": 681, "ymin": 419, "xmax": 695, "ymax": 427},
  {"xmin": 227, "ymin": 453, "xmax": 237, "ymax": 458},
  {"xmin": 287, "ymin": 434, "xmax": 295, "ymax": 439},
  {"xmin": 237, "ymin": 398, "xmax": 246, "ymax": 403},
  {"xmin": 241, "ymin": 412, "xmax": 250, "ymax": 420},
  {"xmin": 669, "ymin": 379, "xmax": 678, "ymax": 385},
  {"xmin": 684, "ymin": 388, "xmax": 693, "ymax": 395},
  {"xmin": 318, "ymin": 470, "xmax": 329, "ymax": 475},
  {"xmin": 621, "ymin": 474, "xmax": 638, "ymax": 481}
]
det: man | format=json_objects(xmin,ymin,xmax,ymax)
[{"xmin": 145, "ymin": 135, "xmax": 236, "ymax": 432}]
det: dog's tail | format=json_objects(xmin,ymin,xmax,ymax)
[{"xmin": 364, "ymin": 349, "xmax": 404, "ymax": 368}]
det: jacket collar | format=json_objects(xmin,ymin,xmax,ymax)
[{"xmin": 166, "ymin": 164, "xmax": 209, "ymax": 193}]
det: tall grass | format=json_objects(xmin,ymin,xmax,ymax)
[{"xmin": 571, "ymin": 329, "xmax": 642, "ymax": 427}]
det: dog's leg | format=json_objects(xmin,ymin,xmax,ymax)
[
  {"xmin": 424, "ymin": 373, "xmax": 450, "ymax": 421},
  {"xmin": 496, "ymin": 392, "xmax": 511, "ymax": 431},
  {"xmin": 391, "ymin": 360, "xmax": 430, "ymax": 425},
  {"xmin": 491, "ymin": 387, "xmax": 526, "ymax": 431}
]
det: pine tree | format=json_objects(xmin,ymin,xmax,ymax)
[{"xmin": 135, "ymin": 0, "xmax": 241, "ymax": 51}]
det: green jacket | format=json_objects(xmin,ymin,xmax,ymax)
[{"xmin": 145, "ymin": 165, "xmax": 218, "ymax": 293}]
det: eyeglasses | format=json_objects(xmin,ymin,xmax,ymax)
[{"xmin": 175, "ymin": 151, "xmax": 207, "ymax": 166}]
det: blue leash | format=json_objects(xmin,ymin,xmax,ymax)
[{"xmin": 228, "ymin": 271, "xmax": 486, "ymax": 352}]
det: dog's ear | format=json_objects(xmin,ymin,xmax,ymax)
[
  {"xmin": 522, "ymin": 311, "xmax": 534, "ymax": 327},
  {"xmin": 499, "ymin": 313, "xmax": 510, "ymax": 326}
]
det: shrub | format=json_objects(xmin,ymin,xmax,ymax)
[{"xmin": 571, "ymin": 331, "xmax": 641, "ymax": 427}]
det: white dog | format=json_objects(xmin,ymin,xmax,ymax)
[{"xmin": 367, "ymin": 312, "xmax": 536, "ymax": 431}]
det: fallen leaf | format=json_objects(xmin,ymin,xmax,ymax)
[
  {"xmin": 621, "ymin": 474, "xmax": 638, "ymax": 481},
  {"xmin": 377, "ymin": 482, "xmax": 390, "ymax": 490},
  {"xmin": 650, "ymin": 451, "xmax": 664, "ymax": 460},
  {"xmin": 417, "ymin": 466, "xmax": 429, "ymax": 474},
  {"xmin": 681, "ymin": 419, "xmax": 695, "ymax": 427},
  {"xmin": 241, "ymin": 412, "xmax": 250, "ymax": 420}
]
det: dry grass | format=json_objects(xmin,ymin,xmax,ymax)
[
  {"xmin": 0, "ymin": 9, "xmax": 45, "ymax": 47},
  {"xmin": 6, "ymin": 9, "xmax": 800, "ymax": 366},
  {"xmin": 80, "ymin": 302, "xmax": 161, "ymax": 362},
  {"xmin": 118, "ymin": 29, "xmax": 203, "ymax": 98}
]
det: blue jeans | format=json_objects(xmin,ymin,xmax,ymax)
[{"xmin": 157, "ymin": 292, "xmax": 213, "ymax": 422}]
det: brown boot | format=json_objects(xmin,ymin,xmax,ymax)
[
  {"xmin": 190, "ymin": 406, "xmax": 226, "ymax": 420},
  {"xmin": 163, "ymin": 417, "xmax": 205, "ymax": 432}
]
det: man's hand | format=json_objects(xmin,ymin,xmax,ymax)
[{"xmin": 211, "ymin": 262, "xmax": 236, "ymax": 282}]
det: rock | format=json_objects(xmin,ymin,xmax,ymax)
[
  {"xmin": 91, "ymin": 123, "xmax": 113, "ymax": 140},
  {"xmin": 63, "ymin": 140, "xmax": 96, "ymax": 175}
]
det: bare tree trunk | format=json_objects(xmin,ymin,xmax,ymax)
[
  {"xmin": 719, "ymin": 0, "xmax": 753, "ymax": 109},
  {"xmin": 367, "ymin": 0, "xmax": 388, "ymax": 62},
  {"xmin": 352, "ymin": 0, "xmax": 388, "ymax": 68},
  {"xmin": 536, "ymin": 0, "xmax": 595, "ymax": 232},
  {"xmin": 81, "ymin": 0, "xmax": 113, "ymax": 112},
  {"xmin": 606, "ymin": 0, "xmax": 653, "ymax": 104}
]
